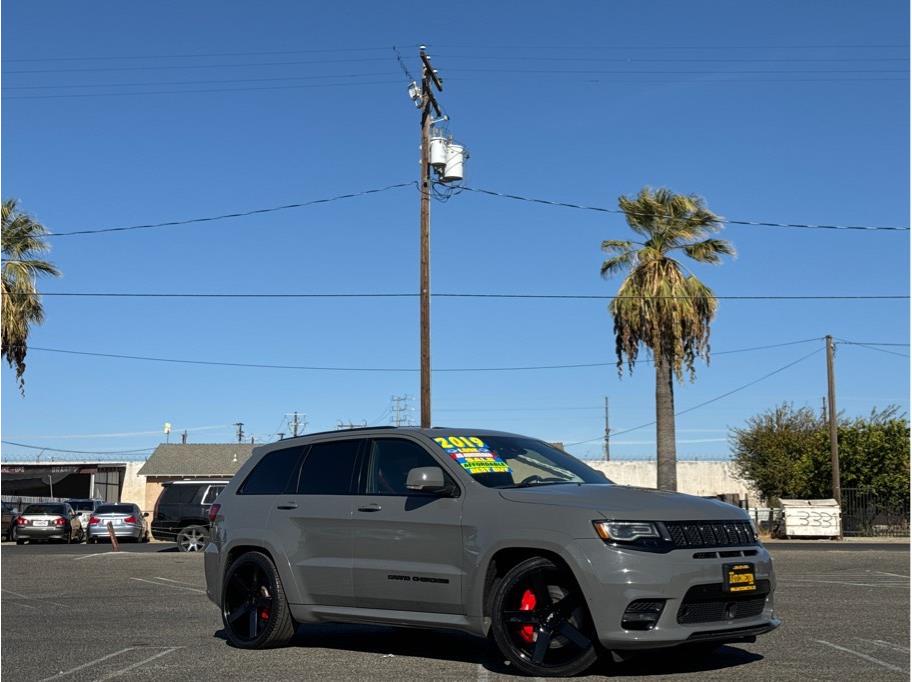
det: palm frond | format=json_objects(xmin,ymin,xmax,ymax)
[
  {"xmin": 681, "ymin": 238, "xmax": 736, "ymax": 264},
  {"xmin": 1, "ymin": 198, "xmax": 60, "ymax": 394}
]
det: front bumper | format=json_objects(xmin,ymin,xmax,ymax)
[{"xmin": 571, "ymin": 539, "xmax": 778, "ymax": 650}]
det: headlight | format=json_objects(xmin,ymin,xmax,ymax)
[{"xmin": 593, "ymin": 520, "xmax": 661, "ymax": 542}]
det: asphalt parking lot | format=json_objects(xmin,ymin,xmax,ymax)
[{"xmin": 1, "ymin": 541, "xmax": 908, "ymax": 681}]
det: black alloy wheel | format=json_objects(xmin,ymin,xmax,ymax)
[
  {"xmin": 221, "ymin": 551, "xmax": 295, "ymax": 649},
  {"xmin": 491, "ymin": 556, "xmax": 599, "ymax": 677}
]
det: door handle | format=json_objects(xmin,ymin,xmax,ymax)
[
  {"xmin": 276, "ymin": 502, "xmax": 298, "ymax": 510},
  {"xmin": 357, "ymin": 503, "xmax": 382, "ymax": 513}
]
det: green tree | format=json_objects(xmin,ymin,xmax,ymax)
[
  {"xmin": 1, "ymin": 199, "xmax": 60, "ymax": 394},
  {"xmin": 601, "ymin": 187, "xmax": 734, "ymax": 490},
  {"xmin": 732, "ymin": 403, "xmax": 910, "ymax": 506}
]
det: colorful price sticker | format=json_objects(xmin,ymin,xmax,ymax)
[{"xmin": 433, "ymin": 436, "xmax": 511, "ymax": 475}]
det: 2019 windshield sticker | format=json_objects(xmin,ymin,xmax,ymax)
[{"xmin": 433, "ymin": 436, "xmax": 511, "ymax": 475}]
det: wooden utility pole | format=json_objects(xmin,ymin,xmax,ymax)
[
  {"xmin": 418, "ymin": 47, "xmax": 442, "ymax": 428},
  {"xmin": 825, "ymin": 336, "xmax": 842, "ymax": 534}
]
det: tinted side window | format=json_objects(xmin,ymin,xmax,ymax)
[
  {"xmin": 161, "ymin": 485, "xmax": 197, "ymax": 505},
  {"xmin": 367, "ymin": 439, "xmax": 448, "ymax": 495},
  {"xmin": 239, "ymin": 447, "xmax": 302, "ymax": 495},
  {"xmin": 296, "ymin": 440, "xmax": 362, "ymax": 495},
  {"xmin": 203, "ymin": 485, "xmax": 225, "ymax": 503}
]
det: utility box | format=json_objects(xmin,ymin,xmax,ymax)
[
  {"xmin": 428, "ymin": 130, "xmax": 448, "ymax": 169},
  {"xmin": 441, "ymin": 143, "xmax": 465, "ymax": 182},
  {"xmin": 776, "ymin": 499, "xmax": 841, "ymax": 539}
]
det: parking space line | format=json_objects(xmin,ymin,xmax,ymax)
[
  {"xmin": 39, "ymin": 648, "xmax": 136, "ymax": 681},
  {"xmin": 855, "ymin": 638, "xmax": 911, "ymax": 654},
  {"xmin": 129, "ymin": 577, "xmax": 206, "ymax": 594},
  {"xmin": 813, "ymin": 639, "xmax": 906, "ymax": 674},
  {"xmin": 93, "ymin": 647, "xmax": 181, "ymax": 681},
  {"xmin": 2, "ymin": 588, "xmax": 67, "ymax": 608},
  {"xmin": 5, "ymin": 601, "xmax": 37, "ymax": 609},
  {"xmin": 875, "ymin": 571, "xmax": 910, "ymax": 579},
  {"xmin": 152, "ymin": 576, "xmax": 203, "ymax": 587}
]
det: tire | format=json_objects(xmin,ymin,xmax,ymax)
[
  {"xmin": 176, "ymin": 525, "xmax": 208, "ymax": 552},
  {"xmin": 221, "ymin": 551, "xmax": 296, "ymax": 649},
  {"xmin": 490, "ymin": 556, "xmax": 599, "ymax": 677},
  {"xmin": 16, "ymin": 538, "xmax": 25, "ymax": 545}
]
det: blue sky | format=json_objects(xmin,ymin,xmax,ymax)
[{"xmin": 2, "ymin": 1, "xmax": 909, "ymax": 461}]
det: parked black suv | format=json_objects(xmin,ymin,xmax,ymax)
[{"xmin": 151, "ymin": 480, "xmax": 226, "ymax": 551}]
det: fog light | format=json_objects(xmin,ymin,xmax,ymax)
[{"xmin": 622, "ymin": 599, "xmax": 666, "ymax": 631}]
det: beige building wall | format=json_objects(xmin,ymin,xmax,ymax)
[
  {"xmin": 118, "ymin": 462, "xmax": 147, "ymax": 510},
  {"xmin": 587, "ymin": 460, "xmax": 759, "ymax": 506}
]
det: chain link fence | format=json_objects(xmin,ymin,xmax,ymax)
[{"xmin": 842, "ymin": 488, "xmax": 910, "ymax": 537}]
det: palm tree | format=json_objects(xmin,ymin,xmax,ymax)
[
  {"xmin": 601, "ymin": 187, "xmax": 734, "ymax": 491},
  {"xmin": 2, "ymin": 199, "xmax": 60, "ymax": 394}
]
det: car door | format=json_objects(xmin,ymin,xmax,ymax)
[
  {"xmin": 351, "ymin": 437, "xmax": 465, "ymax": 614},
  {"xmin": 266, "ymin": 438, "xmax": 363, "ymax": 607}
]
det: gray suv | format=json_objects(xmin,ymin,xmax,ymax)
[{"xmin": 204, "ymin": 427, "xmax": 778, "ymax": 677}]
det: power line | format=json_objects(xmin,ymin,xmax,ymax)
[
  {"xmin": 565, "ymin": 347, "xmax": 825, "ymax": 445},
  {"xmin": 448, "ymin": 67, "xmax": 908, "ymax": 75},
  {"xmin": 27, "ymin": 338, "xmax": 820, "ymax": 374},
  {"xmin": 837, "ymin": 340, "xmax": 910, "ymax": 346},
  {"xmin": 454, "ymin": 185, "xmax": 909, "ymax": 232},
  {"xmin": 8, "ymin": 291, "xmax": 908, "ymax": 301},
  {"xmin": 3, "ymin": 57, "xmax": 401, "ymax": 74},
  {"xmin": 3, "ymin": 79, "xmax": 405, "ymax": 101},
  {"xmin": 43, "ymin": 182, "xmax": 413, "ymax": 237},
  {"xmin": 837, "ymin": 340, "xmax": 911, "ymax": 358},
  {"xmin": 0, "ymin": 440, "xmax": 154, "ymax": 455},
  {"xmin": 4, "ymin": 45, "xmax": 422, "ymax": 62},
  {"xmin": 3, "ymin": 71, "xmax": 403, "ymax": 90}
]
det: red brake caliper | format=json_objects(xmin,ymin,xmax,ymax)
[{"xmin": 518, "ymin": 588, "xmax": 537, "ymax": 643}]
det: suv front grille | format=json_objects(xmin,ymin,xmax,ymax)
[
  {"xmin": 665, "ymin": 520, "xmax": 755, "ymax": 549},
  {"xmin": 677, "ymin": 581, "xmax": 770, "ymax": 624}
]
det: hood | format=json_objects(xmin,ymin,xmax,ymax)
[{"xmin": 498, "ymin": 484, "xmax": 747, "ymax": 521}]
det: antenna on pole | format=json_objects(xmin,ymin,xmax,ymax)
[
  {"xmin": 285, "ymin": 411, "xmax": 307, "ymax": 437},
  {"xmin": 235, "ymin": 422, "xmax": 245, "ymax": 443}
]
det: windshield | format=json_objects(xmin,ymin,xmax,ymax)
[
  {"xmin": 430, "ymin": 434, "xmax": 610, "ymax": 488},
  {"xmin": 95, "ymin": 505, "xmax": 134, "ymax": 514},
  {"xmin": 23, "ymin": 504, "xmax": 66, "ymax": 515},
  {"xmin": 67, "ymin": 500, "xmax": 96, "ymax": 511}
]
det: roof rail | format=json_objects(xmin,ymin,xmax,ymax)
[{"xmin": 279, "ymin": 425, "xmax": 401, "ymax": 440}]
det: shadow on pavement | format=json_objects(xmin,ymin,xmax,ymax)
[{"xmin": 214, "ymin": 624, "xmax": 763, "ymax": 677}]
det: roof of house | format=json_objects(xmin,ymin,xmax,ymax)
[{"xmin": 137, "ymin": 443, "xmax": 256, "ymax": 478}]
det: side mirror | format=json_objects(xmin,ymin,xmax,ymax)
[{"xmin": 406, "ymin": 467, "xmax": 452, "ymax": 495}]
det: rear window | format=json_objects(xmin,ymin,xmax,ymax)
[
  {"xmin": 96, "ymin": 505, "xmax": 134, "ymax": 514},
  {"xmin": 24, "ymin": 504, "xmax": 66, "ymax": 515},
  {"xmin": 67, "ymin": 499, "xmax": 96, "ymax": 511},
  {"xmin": 296, "ymin": 440, "xmax": 362, "ymax": 495},
  {"xmin": 239, "ymin": 448, "xmax": 302, "ymax": 495},
  {"xmin": 160, "ymin": 484, "xmax": 201, "ymax": 505}
]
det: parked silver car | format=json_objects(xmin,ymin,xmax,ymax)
[
  {"xmin": 87, "ymin": 503, "xmax": 150, "ymax": 543},
  {"xmin": 205, "ymin": 427, "xmax": 778, "ymax": 677}
]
